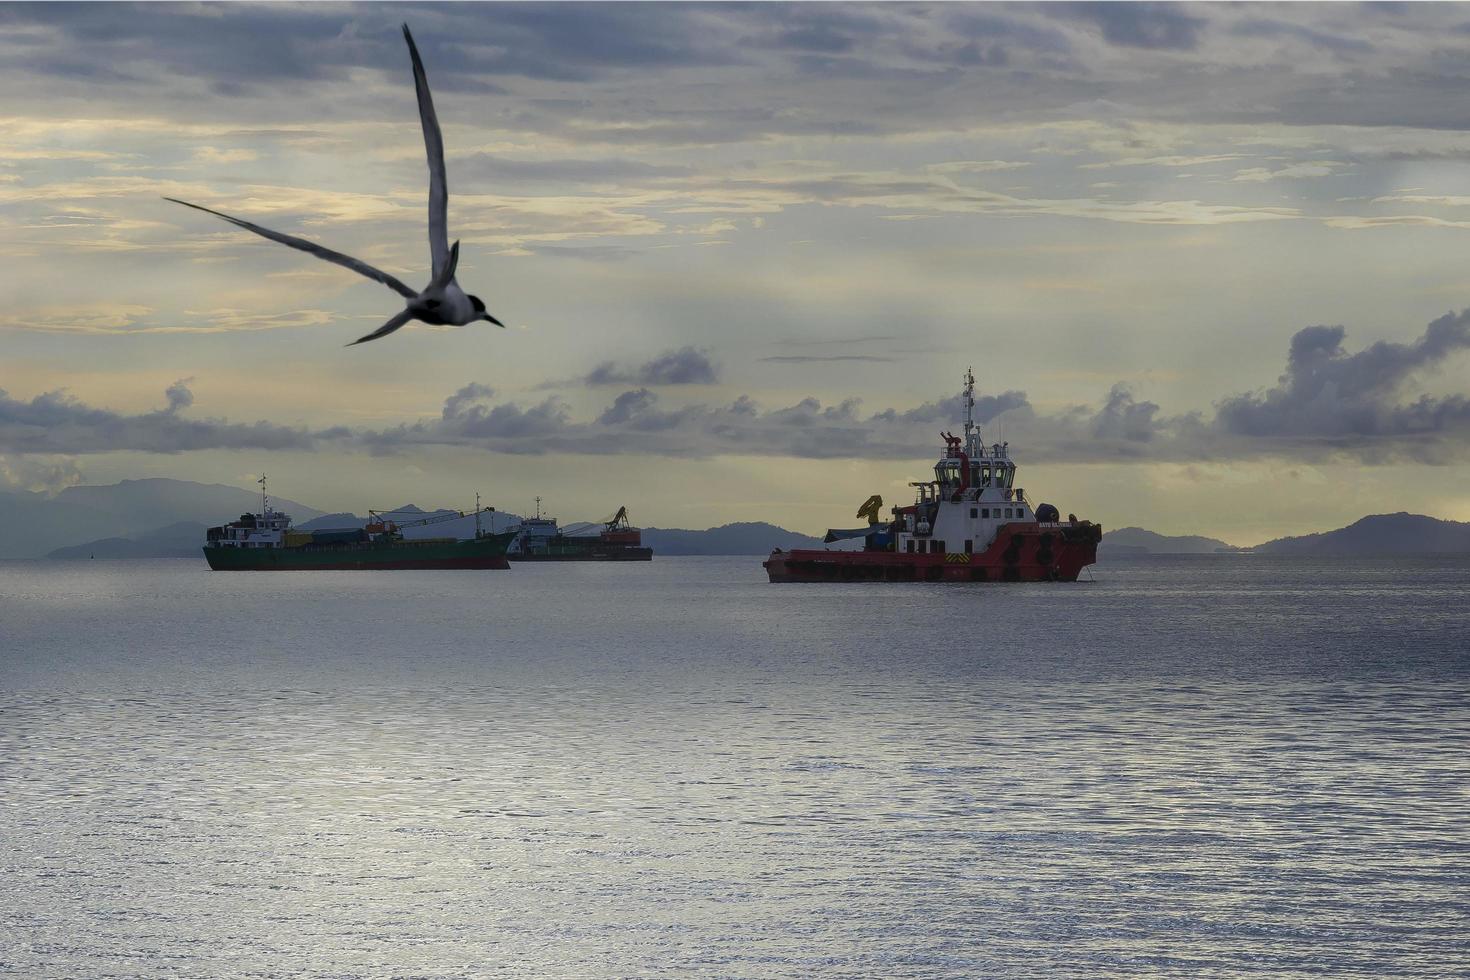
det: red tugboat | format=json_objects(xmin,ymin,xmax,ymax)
[{"xmin": 764, "ymin": 369, "xmax": 1101, "ymax": 583}]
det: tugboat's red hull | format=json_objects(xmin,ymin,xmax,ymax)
[{"xmin": 764, "ymin": 523, "xmax": 1101, "ymax": 583}]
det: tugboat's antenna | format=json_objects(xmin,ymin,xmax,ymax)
[
  {"xmin": 258, "ymin": 473, "xmax": 269, "ymax": 516},
  {"xmin": 535, "ymin": 495, "xmax": 542, "ymax": 520},
  {"xmin": 475, "ymin": 491, "xmax": 481, "ymax": 539}
]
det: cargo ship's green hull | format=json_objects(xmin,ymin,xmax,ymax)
[{"xmin": 203, "ymin": 532, "xmax": 516, "ymax": 571}]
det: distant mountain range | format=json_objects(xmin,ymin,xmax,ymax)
[
  {"xmin": 5, "ymin": 478, "xmax": 1468, "ymax": 560},
  {"xmin": 1252, "ymin": 512, "xmax": 1470, "ymax": 556},
  {"xmin": 47, "ymin": 521, "xmax": 209, "ymax": 560},
  {"xmin": 1100, "ymin": 527, "xmax": 1233, "ymax": 557},
  {"xmin": 10, "ymin": 481, "xmax": 823, "ymax": 559},
  {"xmin": 1101, "ymin": 513, "xmax": 1470, "ymax": 558},
  {"xmin": 0, "ymin": 479, "xmax": 323, "ymax": 560}
]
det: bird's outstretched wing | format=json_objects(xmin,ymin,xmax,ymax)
[
  {"xmin": 346, "ymin": 309, "xmax": 415, "ymax": 346},
  {"xmin": 402, "ymin": 24, "xmax": 449, "ymax": 281},
  {"xmin": 165, "ymin": 197, "xmax": 417, "ymax": 300},
  {"xmin": 431, "ymin": 241, "xmax": 459, "ymax": 290}
]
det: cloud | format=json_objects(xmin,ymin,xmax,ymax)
[
  {"xmin": 584, "ymin": 346, "xmax": 719, "ymax": 386},
  {"xmin": 1214, "ymin": 310, "xmax": 1470, "ymax": 448},
  {"xmin": 597, "ymin": 388, "xmax": 659, "ymax": 425},
  {"xmin": 164, "ymin": 378, "xmax": 194, "ymax": 414},
  {"xmin": 193, "ymin": 146, "xmax": 259, "ymax": 165},
  {"xmin": 0, "ymin": 304, "xmax": 340, "ymax": 336},
  {"xmin": 1228, "ymin": 18, "xmax": 1374, "ymax": 56},
  {"xmin": 1090, "ymin": 383, "xmax": 1167, "ymax": 443},
  {"xmin": 455, "ymin": 154, "xmax": 694, "ymax": 185},
  {"xmin": 1050, "ymin": 3, "xmax": 1207, "ymax": 51},
  {"xmin": 0, "ymin": 454, "xmax": 83, "ymax": 495},
  {"xmin": 760, "ymin": 355, "xmax": 896, "ymax": 364},
  {"xmin": 6, "ymin": 307, "xmax": 1470, "ymax": 466},
  {"xmin": 869, "ymin": 391, "xmax": 1031, "ymax": 427},
  {"xmin": 0, "ymin": 382, "xmax": 314, "ymax": 455},
  {"xmin": 442, "ymin": 383, "xmax": 496, "ymax": 420},
  {"xmin": 1230, "ymin": 161, "xmax": 1346, "ymax": 182}
]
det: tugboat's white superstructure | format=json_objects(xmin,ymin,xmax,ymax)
[
  {"xmin": 891, "ymin": 368, "xmax": 1038, "ymax": 559},
  {"xmin": 765, "ymin": 369, "xmax": 1101, "ymax": 583}
]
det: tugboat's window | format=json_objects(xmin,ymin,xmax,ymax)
[
  {"xmin": 970, "ymin": 508, "xmax": 977, "ymax": 519},
  {"xmin": 981, "ymin": 508, "xmax": 989, "ymax": 519},
  {"xmin": 907, "ymin": 540, "xmax": 915, "ymax": 553}
]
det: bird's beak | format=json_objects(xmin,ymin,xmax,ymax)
[{"xmin": 483, "ymin": 313, "xmax": 506, "ymax": 328}]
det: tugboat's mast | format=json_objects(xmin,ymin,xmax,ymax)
[
  {"xmin": 259, "ymin": 473, "xmax": 269, "ymax": 516},
  {"xmin": 962, "ymin": 367, "xmax": 983, "ymax": 457}
]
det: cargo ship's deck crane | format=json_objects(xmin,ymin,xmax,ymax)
[{"xmin": 366, "ymin": 505, "xmax": 495, "ymax": 537}]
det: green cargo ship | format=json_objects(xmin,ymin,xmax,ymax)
[
  {"xmin": 507, "ymin": 502, "xmax": 653, "ymax": 562},
  {"xmin": 203, "ymin": 482, "xmax": 514, "ymax": 571}
]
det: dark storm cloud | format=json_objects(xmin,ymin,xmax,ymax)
[
  {"xmin": 585, "ymin": 347, "xmax": 719, "ymax": 387},
  {"xmin": 1215, "ymin": 310, "xmax": 1470, "ymax": 445}
]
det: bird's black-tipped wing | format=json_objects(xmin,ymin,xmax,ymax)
[
  {"xmin": 346, "ymin": 309, "xmax": 415, "ymax": 346},
  {"xmin": 402, "ymin": 25, "xmax": 450, "ymax": 281},
  {"xmin": 165, "ymin": 197, "xmax": 417, "ymax": 300}
]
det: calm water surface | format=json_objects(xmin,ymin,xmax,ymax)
[{"xmin": 1, "ymin": 556, "xmax": 1468, "ymax": 978}]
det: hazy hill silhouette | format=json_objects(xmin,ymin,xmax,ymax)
[{"xmin": 1254, "ymin": 513, "xmax": 1470, "ymax": 556}]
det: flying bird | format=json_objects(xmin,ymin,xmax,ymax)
[{"xmin": 166, "ymin": 24, "xmax": 503, "ymax": 346}]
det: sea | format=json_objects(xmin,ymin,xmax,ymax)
[{"xmin": 1, "ymin": 555, "xmax": 1467, "ymax": 979}]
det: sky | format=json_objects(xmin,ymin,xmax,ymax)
[{"xmin": 3, "ymin": 1, "xmax": 1470, "ymax": 543}]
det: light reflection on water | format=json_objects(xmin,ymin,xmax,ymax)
[{"xmin": 1, "ymin": 556, "xmax": 1468, "ymax": 977}]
